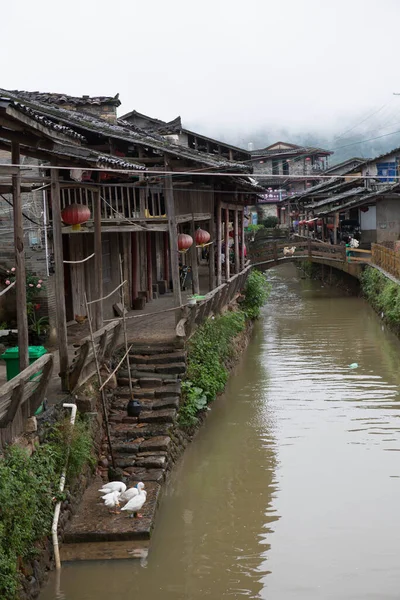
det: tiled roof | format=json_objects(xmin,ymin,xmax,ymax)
[
  {"xmin": 10, "ymin": 90, "xmax": 121, "ymax": 107},
  {"xmin": 0, "ymin": 97, "xmax": 86, "ymax": 142},
  {"xmin": 317, "ymin": 183, "xmax": 400, "ymax": 216},
  {"xmin": 250, "ymin": 145, "xmax": 332, "ymax": 158}
]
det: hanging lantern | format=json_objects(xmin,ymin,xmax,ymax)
[
  {"xmin": 195, "ymin": 228, "xmax": 211, "ymax": 247},
  {"xmin": 61, "ymin": 203, "xmax": 91, "ymax": 231},
  {"xmin": 178, "ymin": 233, "xmax": 193, "ymax": 252},
  {"xmin": 243, "ymin": 244, "xmax": 247, "ymax": 257},
  {"xmin": 305, "ymin": 157, "xmax": 311, "ymax": 161},
  {"xmin": 361, "ymin": 206, "xmax": 369, "ymax": 213}
]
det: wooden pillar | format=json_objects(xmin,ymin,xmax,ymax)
[
  {"xmin": 131, "ymin": 232, "xmax": 138, "ymax": 300},
  {"xmin": 216, "ymin": 198, "xmax": 222, "ymax": 285},
  {"xmin": 225, "ymin": 206, "xmax": 230, "ymax": 280},
  {"xmin": 12, "ymin": 143, "xmax": 29, "ymax": 372},
  {"xmin": 333, "ymin": 212, "xmax": 339, "ymax": 245},
  {"xmin": 146, "ymin": 232, "xmax": 153, "ymax": 300},
  {"xmin": 321, "ymin": 218, "xmax": 325, "ymax": 242},
  {"xmin": 208, "ymin": 214, "xmax": 216, "ymax": 290},
  {"xmin": 93, "ymin": 189, "xmax": 103, "ymax": 330},
  {"xmin": 189, "ymin": 218, "xmax": 200, "ymax": 295},
  {"xmin": 240, "ymin": 208, "xmax": 245, "ymax": 269},
  {"xmin": 51, "ymin": 169, "xmax": 69, "ymax": 390},
  {"xmin": 163, "ymin": 231, "xmax": 169, "ymax": 291},
  {"xmin": 234, "ymin": 208, "xmax": 240, "ymax": 274},
  {"xmin": 164, "ymin": 162, "xmax": 182, "ymax": 316}
]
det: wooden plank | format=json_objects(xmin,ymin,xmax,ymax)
[
  {"xmin": 93, "ymin": 188, "xmax": 103, "ymax": 331},
  {"xmin": 28, "ymin": 354, "xmax": 53, "ymax": 416},
  {"xmin": 69, "ymin": 341, "xmax": 90, "ymax": 392},
  {"xmin": 190, "ymin": 217, "xmax": 200, "ymax": 295},
  {"xmin": 51, "ymin": 169, "xmax": 69, "ymax": 391},
  {"xmin": 225, "ymin": 207, "xmax": 230, "ymax": 280},
  {"xmin": 234, "ymin": 209, "xmax": 240, "ymax": 274},
  {"xmin": 12, "ymin": 142, "xmax": 29, "ymax": 371},
  {"xmin": 146, "ymin": 232, "xmax": 153, "ymax": 300},
  {"xmin": 240, "ymin": 208, "xmax": 245, "ymax": 270},
  {"xmin": 216, "ymin": 198, "xmax": 222, "ymax": 286},
  {"xmin": 164, "ymin": 162, "xmax": 182, "ymax": 317},
  {"xmin": 208, "ymin": 213, "xmax": 215, "ymax": 291}
]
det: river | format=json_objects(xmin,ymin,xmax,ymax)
[{"xmin": 40, "ymin": 263, "xmax": 400, "ymax": 599}]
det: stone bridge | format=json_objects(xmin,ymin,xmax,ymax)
[{"xmin": 248, "ymin": 239, "xmax": 372, "ymax": 279}]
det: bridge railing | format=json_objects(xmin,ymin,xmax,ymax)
[
  {"xmin": 371, "ymin": 244, "xmax": 400, "ymax": 280},
  {"xmin": 249, "ymin": 239, "xmax": 346, "ymax": 266}
]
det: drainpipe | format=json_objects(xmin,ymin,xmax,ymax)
[{"xmin": 51, "ymin": 403, "xmax": 77, "ymax": 570}]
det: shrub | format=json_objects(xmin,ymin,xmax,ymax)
[
  {"xmin": 361, "ymin": 266, "xmax": 400, "ymax": 324},
  {"xmin": 262, "ymin": 216, "xmax": 279, "ymax": 228},
  {"xmin": 241, "ymin": 270, "xmax": 271, "ymax": 319},
  {"xmin": 0, "ymin": 416, "xmax": 95, "ymax": 599}
]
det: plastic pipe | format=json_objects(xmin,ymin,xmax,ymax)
[{"xmin": 51, "ymin": 403, "xmax": 77, "ymax": 570}]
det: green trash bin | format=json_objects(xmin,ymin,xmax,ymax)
[{"xmin": 0, "ymin": 346, "xmax": 47, "ymax": 381}]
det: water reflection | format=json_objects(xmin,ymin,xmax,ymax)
[{"xmin": 41, "ymin": 263, "xmax": 400, "ymax": 600}]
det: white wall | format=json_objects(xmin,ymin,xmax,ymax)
[{"xmin": 360, "ymin": 205, "xmax": 376, "ymax": 230}]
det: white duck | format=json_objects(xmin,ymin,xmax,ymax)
[
  {"xmin": 102, "ymin": 490, "xmax": 121, "ymax": 514},
  {"xmin": 121, "ymin": 482, "xmax": 147, "ymax": 518},
  {"xmin": 99, "ymin": 481, "xmax": 126, "ymax": 495},
  {"xmin": 120, "ymin": 482, "xmax": 145, "ymax": 503}
]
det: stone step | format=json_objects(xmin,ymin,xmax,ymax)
[
  {"xmin": 129, "ymin": 341, "xmax": 185, "ymax": 355},
  {"xmin": 127, "ymin": 363, "xmax": 186, "ymax": 376},
  {"xmin": 135, "ymin": 455, "xmax": 167, "ymax": 469},
  {"xmin": 140, "ymin": 436, "xmax": 171, "ymax": 452},
  {"xmin": 115, "ymin": 382, "xmax": 180, "ymax": 399},
  {"xmin": 129, "ymin": 351, "xmax": 186, "ymax": 365},
  {"xmin": 111, "ymin": 422, "xmax": 171, "ymax": 440},
  {"xmin": 138, "ymin": 409, "xmax": 176, "ymax": 424},
  {"xmin": 124, "ymin": 468, "xmax": 166, "ymax": 483},
  {"xmin": 113, "ymin": 442, "xmax": 141, "ymax": 455},
  {"xmin": 112, "ymin": 396, "xmax": 179, "ymax": 412}
]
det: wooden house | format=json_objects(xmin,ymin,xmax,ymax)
[{"xmin": 0, "ymin": 89, "xmax": 260, "ymax": 390}]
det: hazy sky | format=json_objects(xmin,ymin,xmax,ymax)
[{"xmin": 2, "ymin": 0, "xmax": 400, "ymax": 146}]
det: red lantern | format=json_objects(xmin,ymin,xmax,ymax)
[
  {"xmin": 243, "ymin": 244, "xmax": 247, "ymax": 257},
  {"xmin": 61, "ymin": 203, "xmax": 91, "ymax": 231},
  {"xmin": 305, "ymin": 157, "xmax": 311, "ymax": 161},
  {"xmin": 195, "ymin": 228, "xmax": 211, "ymax": 246},
  {"xmin": 178, "ymin": 233, "xmax": 193, "ymax": 252}
]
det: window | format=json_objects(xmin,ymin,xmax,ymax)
[
  {"xmin": 282, "ymin": 160, "xmax": 289, "ymax": 175},
  {"xmin": 272, "ymin": 160, "xmax": 279, "ymax": 175}
]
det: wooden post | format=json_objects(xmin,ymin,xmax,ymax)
[
  {"xmin": 163, "ymin": 231, "xmax": 169, "ymax": 291},
  {"xmin": 333, "ymin": 212, "xmax": 339, "ymax": 245},
  {"xmin": 190, "ymin": 217, "xmax": 200, "ymax": 295},
  {"xmin": 240, "ymin": 208, "xmax": 245, "ymax": 270},
  {"xmin": 131, "ymin": 232, "xmax": 138, "ymax": 300},
  {"xmin": 51, "ymin": 169, "xmax": 69, "ymax": 390},
  {"xmin": 308, "ymin": 238, "xmax": 312, "ymax": 259},
  {"xmin": 93, "ymin": 189, "xmax": 103, "ymax": 330},
  {"xmin": 234, "ymin": 208, "xmax": 240, "ymax": 274},
  {"xmin": 216, "ymin": 198, "xmax": 222, "ymax": 286},
  {"xmin": 164, "ymin": 161, "xmax": 182, "ymax": 316},
  {"xmin": 321, "ymin": 218, "xmax": 325, "ymax": 242},
  {"xmin": 208, "ymin": 214, "xmax": 215, "ymax": 290},
  {"xmin": 12, "ymin": 143, "xmax": 29, "ymax": 372},
  {"xmin": 225, "ymin": 206, "xmax": 230, "ymax": 280},
  {"xmin": 146, "ymin": 232, "xmax": 153, "ymax": 300}
]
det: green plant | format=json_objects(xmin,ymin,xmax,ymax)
[
  {"xmin": 361, "ymin": 266, "xmax": 400, "ymax": 324},
  {"xmin": 262, "ymin": 216, "xmax": 279, "ymax": 228},
  {"xmin": 4, "ymin": 271, "xmax": 48, "ymax": 338},
  {"xmin": 245, "ymin": 224, "xmax": 264, "ymax": 233},
  {"xmin": 241, "ymin": 270, "xmax": 271, "ymax": 319},
  {"xmin": 178, "ymin": 382, "xmax": 208, "ymax": 427},
  {"xmin": 0, "ymin": 416, "xmax": 95, "ymax": 599}
]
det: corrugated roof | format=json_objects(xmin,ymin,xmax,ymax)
[{"xmin": 317, "ymin": 183, "xmax": 400, "ymax": 216}]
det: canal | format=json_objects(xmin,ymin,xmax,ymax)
[{"xmin": 40, "ymin": 263, "xmax": 400, "ymax": 599}]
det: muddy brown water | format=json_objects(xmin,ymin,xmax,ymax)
[{"xmin": 40, "ymin": 264, "xmax": 400, "ymax": 599}]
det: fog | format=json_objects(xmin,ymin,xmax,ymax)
[{"xmin": 2, "ymin": 0, "xmax": 400, "ymax": 159}]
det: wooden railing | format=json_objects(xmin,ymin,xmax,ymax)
[
  {"xmin": 59, "ymin": 184, "xmax": 166, "ymax": 221},
  {"xmin": 69, "ymin": 321, "xmax": 122, "ymax": 392},
  {"xmin": 371, "ymin": 244, "xmax": 400, "ymax": 280},
  {"xmin": 177, "ymin": 265, "xmax": 252, "ymax": 338},
  {"xmin": 249, "ymin": 239, "xmax": 346, "ymax": 266},
  {"xmin": 0, "ymin": 354, "xmax": 53, "ymax": 448}
]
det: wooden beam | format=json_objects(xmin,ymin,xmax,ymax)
[
  {"xmin": 216, "ymin": 197, "xmax": 222, "ymax": 286},
  {"xmin": 12, "ymin": 143, "xmax": 29, "ymax": 372},
  {"xmin": 131, "ymin": 232, "xmax": 138, "ymax": 300},
  {"xmin": 234, "ymin": 208, "xmax": 240, "ymax": 274},
  {"xmin": 146, "ymin": 232, "xmax": 153, "ymax": 300},
  {"xmin": 190, "ymin": 217, "xmax": 200, "ymax": 294},
  {"xmin": 51, "ymin": 169, "xmax": 69, "ymax": 390},
  {"xmin": 240, "ymin": 207, "xmax": 245, "ymax": 270},
  {"xmin": 333, "ymin": 212, "xmax": 339, "ymax": 245},
  {"xmin": 225, "ymin": 207, "xmax": 230, "ymax": 280},
  {"xmin": 163, "ymin": 231, "xmax": 170, "ymax": 291},
  {"xmin": 208, "ymin": 206, "xmax": 216, "ymax": 291},
  {"xmin": 164, "ymin": 161, "xmax": 182, "ymax": 316},
  {"xmin": 93, "ymin": 189, "xmax": 103, "ymax": 330}
]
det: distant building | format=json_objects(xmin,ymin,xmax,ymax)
[{"xmin": 248, "ymin": 141, "xmax": 333, "ymax": 225}]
